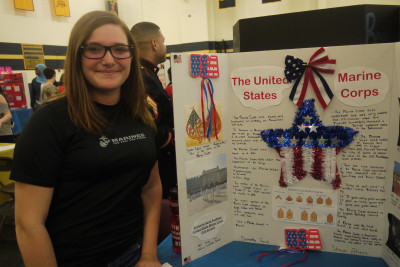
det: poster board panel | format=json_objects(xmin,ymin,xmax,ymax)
[{"xmin": 173, "ymin": 43, "xmax": 398, "ymax": 265}]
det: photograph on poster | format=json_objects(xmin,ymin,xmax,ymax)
[
  {"xmin": 386, "ymin": 213, "xmax": 400, "ymax": 258},
  {"xmin": 185, "ymin": 153, "xmax": 228, "ymax": 216},
  {"xmin": 393, "ymin": 161, "xmax": 400, "ymax": 197},
  {"xmin": 185, "ymin": 102, "xmax": 223, "ymax": 147}
]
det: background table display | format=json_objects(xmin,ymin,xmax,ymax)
[
  {"xmin": 0, "ymin": 144, "xmax": 15, "ymax": 205},
  {"xmin": 0, "ymin": 73, "xmax": 28, "ymax": 109}
]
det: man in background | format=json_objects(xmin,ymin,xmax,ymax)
[
  {"xmin": 30, "ymin": 64, "xmax": 47, "ymax": 110},
  {"xmin": 131, "ymin": 22, "xmax": 176, "ymax": 199}
]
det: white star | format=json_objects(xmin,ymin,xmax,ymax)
[{"xmin": 308, "ymin": 124, "xmax": 319, "ymax": 132}]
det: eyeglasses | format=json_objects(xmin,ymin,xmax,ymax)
[{"xmin": 80, "ymin": 44, "xmax": 134, "ymax": 59}]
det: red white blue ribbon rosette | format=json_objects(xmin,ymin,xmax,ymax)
[{"xmin": 285, "ymin": 47, "xmax": 336, "ymax": 109}]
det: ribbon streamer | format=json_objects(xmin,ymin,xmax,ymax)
[
  {"xmin": 201, "ymin": 78, "xmax": 218, "ymax": 140},
  {"xmin": 251, "ymin": 248, "xmax": 307, "ymax": 267},
  {"xmin": 285, "ymin": 47, "xmax": 336, "ymax": 109}
]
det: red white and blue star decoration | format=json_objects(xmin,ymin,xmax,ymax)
[
  {"xmin": 260, "ymin": 99, "xmax": 358, "ymax": 189},
  {"xmin": 285, "ymin": 47, "xmax": 336, "ymax": 109}
]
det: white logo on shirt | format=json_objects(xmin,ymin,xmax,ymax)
[
  {"xmin": 99, "ymin": 134, "xmax": 146, "ymax": 147},
  {"xmin": 99, "ymin": 136, "xmax": 111, "ymax": 147}
]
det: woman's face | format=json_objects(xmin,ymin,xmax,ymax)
[{"xmin": 81, "ymin": 24, "xmax": 132, "ymax": 100}]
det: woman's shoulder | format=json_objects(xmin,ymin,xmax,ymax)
[
  {"xmin": 0, "ymin": 94, "xmax": 7, "ymax": 104},
  {"xmin": 26, "ymin": 97, "xmax": 76, "ymax": 137},
  {"xmin": 35, "ymin": 97, "xmax": 68, "ymax": 118}
]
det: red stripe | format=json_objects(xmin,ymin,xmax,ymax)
[
  {"xmin": 311, "ymin": 148, "xmax": 324, "ymax": 181},
  {"xmin": 332, "ymin": 165, "xmax": 342, "ymax": 189},
  {"xmin": 308, "ymin": 47, "xmax": 325, "ymax": 62},
  {"xmin": 293, "ymin": 147, "xmax": 306, "ymax": 180},
  {"xmin": 276, "ymin": 148, "xmax": 288, "ymax": 187},
  {"xmin": 205, "ymin": 80, "xmax": 218, "ymax": 140},
  {"xmin": 310, "ymin": 55, "xmax": 329, "ymax": 64},
  {"xmin": 312, "ymin": 58, "xmax": 336, "ymax": 66}
]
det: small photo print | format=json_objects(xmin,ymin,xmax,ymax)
[
  {"xmin": 185, "ymin": 153, "xmax": 228, "ymax": 216},
  {"xmin": 386, "ymin": 213, "xmax": 400, "ymax": 258},
  {"xmin": 393, "ymin": 161, "xmax": 400, "ymax": 197}
]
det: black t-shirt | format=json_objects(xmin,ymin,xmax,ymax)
[{"xmin": 10, "ymin": 98, "xmax": 157, "ymax": 266}]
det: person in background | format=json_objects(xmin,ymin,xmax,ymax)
[
  {"xmin": 41, "ymin": 67, "xmax": 60, "ymax": 102},
  {"xmin": 11, "ymin": 11, "xmax": 162, "ymax": 266},
  {"xmin": 30, "ymin": 63, "xmax": 47, "ymax": 110},
  {"xmin": 131, "ymin": 22, "xmax": 177, "ymax": 199},
  {"xmin": 57, "ymin": 74, "xmax": 65, "ymax": 93},
  {"xmin": 0, "ymin": 87, "xmax": 14, "ymax": 143},
  {"xmin": 165, "ymin": 67, "xmax": 173, "ymax": 104}
]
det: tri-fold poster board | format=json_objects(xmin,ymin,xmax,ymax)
[{"xmin": 171, "ymin": 42, "xmax": 400, "ymax": 266}]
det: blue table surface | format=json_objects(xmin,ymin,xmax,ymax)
[
  {"xmin": 11, "ymin": 108, "xmax": 33, "ymax": 135},
  {"xmin": 158, "ymin": 235, "xmax": 388, "ymax": 267}
]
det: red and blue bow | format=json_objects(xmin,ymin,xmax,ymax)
[{"xmin": 285, "ymin": 47, "xmax": 336, "ymax": 109}]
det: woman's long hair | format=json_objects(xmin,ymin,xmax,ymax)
[{"xmin": 62, "ymin": 10, "xmax": 155, "ymax": 135}]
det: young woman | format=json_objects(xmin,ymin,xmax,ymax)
[
  {"xmin": 0, "ymin": 88, "xmax": 14, "ymax": 143},
  {"xmin": 11, "ymin": 11, "xmax": 162, "ymax": 267}
]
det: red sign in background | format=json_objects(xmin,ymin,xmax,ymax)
[{"xmin": 0, "ymin": 73, "xmax": 27, "ymax": 109}]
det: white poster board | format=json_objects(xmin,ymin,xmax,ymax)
[{"xmin": 171, "ymin": 43, "xmax": 400, "ymax": 266}]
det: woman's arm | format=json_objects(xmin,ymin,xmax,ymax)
[
  {"xmin": 137, "ymin": 161, "xmax": 162, "ymax": 267},
  {"xmin": 14, "ymin": 181, "xmax": 57, "ymax": 267},
  {"xmin": 0, "ymin": 94, "xmax": 12, "ymax": 127}
]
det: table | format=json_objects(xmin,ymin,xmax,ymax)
[
  {"xmin": 0, "ymin": 144, "xmax": 15, "ymax": 205},
  {"xmin": 158, "ymin": 235, "xmax": 388, "ymax": 267},
  {"xmin": 11, "ymin": 108, "xmax": 33, "ymax": 136}
]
